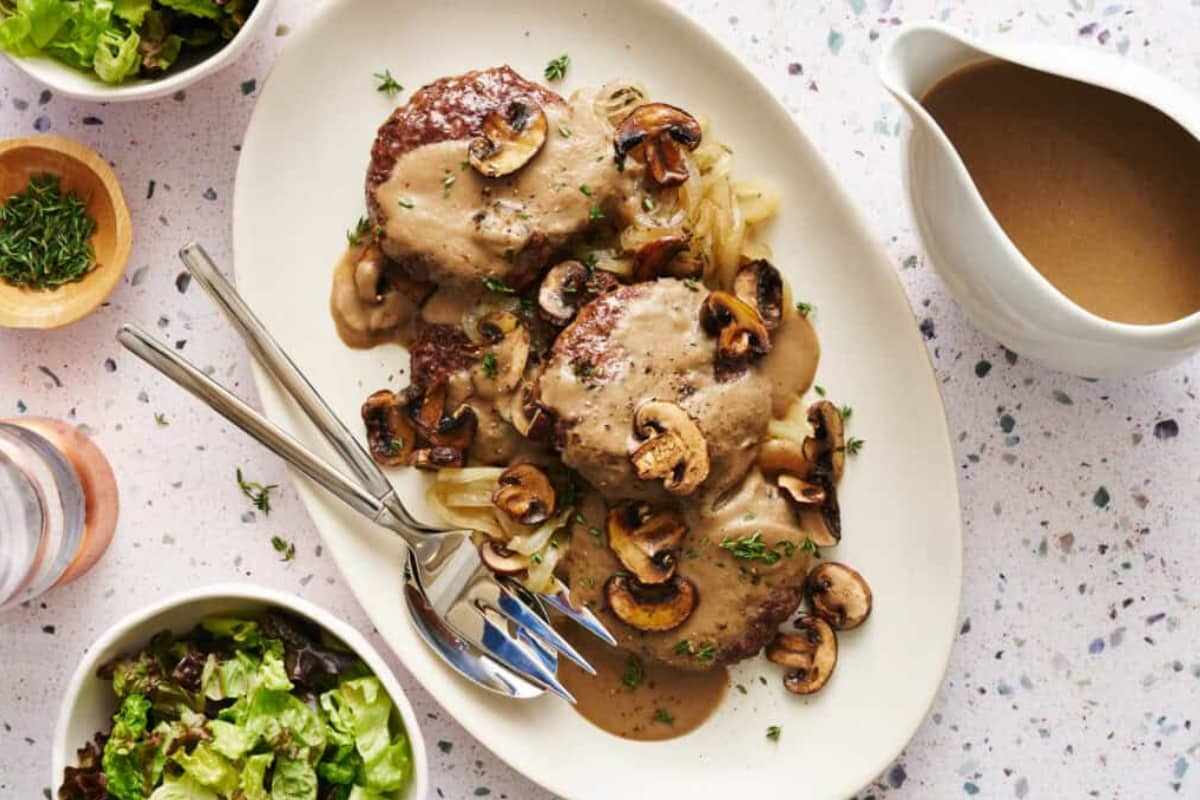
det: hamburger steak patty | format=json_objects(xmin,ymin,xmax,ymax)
[{"xmin": 537, "ymin": 279, "xmax": 772, "ymax": 501}]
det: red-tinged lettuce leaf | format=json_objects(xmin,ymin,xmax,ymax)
[
  {"xmin": 260, "ymin": 612, "xmax": 361, "ymax": 692},
  {"xmin": 58, "ymin": 732, "xmax": 109, "ymax": 800}
]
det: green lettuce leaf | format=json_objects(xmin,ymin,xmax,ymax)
[
  {"xmin": 201, "ymin": 650, "xmax": 258, "ymax": 701},
  {"xmin": 171, "ymin": 741, "xmax": 240, "ymax": 796},
  {"xmin": 270, "ymin": 753, "xmax": 319, "ymax": 800},
  {"xmin": 155, "ymin": 0, "xmax": 222, "ymax": 21},
  {"xmin": 12, "ymin": 0, "xmax": 73, "ymax": 48},
  {"xmin": 146, "ymin": 774, "xmax": 219, "ymax": 800},
  {"xmin": 101, "ymin": 694, "xmax": 165, "ymax": 800},
  {"xmin": 93, "ymin": 26, "xmax": 139, "ymax": 83},
  {"xmin": 347, "ymin": 788, "xmax": 388, "ymax": 800},
  {"xmin": 316, "ymin": 741, "xmax": 361, "ymax": 786},
  {"xmin": 260, "ymin": 649, "xmax": 294, "ymax": 692},
  {"xmin": 135, "ymin": 9, "xmax": 181, "ymax": 73},
  {"xmin": 111, "ymin": 0, "xmax": 150, "ymax": 26},
  {"xmin": 0, "ymin": 13, "xmax": 37, "ymax": 56},
  {"xmin": 199, "ymin": 617, "xmax": 264, "ymax": 648},
  {"xmin": 244, "ymin": 689, "xmax": 327, "ymax": 755},
  {"xmin": 208, "ymin": 718, "xmax": 254, "ymax": 761},
  {"xmin": 41, "ymin": 0, "xmax": 115, "ymax": 71},
  {"xmin": 240, "ymin": 752, "xmax": 274, "ymax": 800},
  {"xmin": 319, "ymin": 678, "xmax": 411, "ymax": 792}
]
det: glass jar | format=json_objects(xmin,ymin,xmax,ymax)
[{"xmin": 0, "ymin": 418, "xmax": 117, "ymax": 611}]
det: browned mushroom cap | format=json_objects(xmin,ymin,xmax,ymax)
[
  {"xmin": 733, "ymin": 259, "xmax": 784, "ymax": 331},
  {"xmin": 468, "ymin": 99, "xmax": 548, "ymax": 178},
  {"xmin": 699, "ymin": 291, "xmax": 772, "ymax": 375},
  {"xmin": 766, "ymin": 615, "xmax": 838, "ymax": 694},
  {"xmin": 606, "ymin": 501, "xmax": 688, "ymax": 584},
  {"xmin": 538, "ymin": 260, "xmax": 591, "ymax": 326},
  {"xmin": 410, "ymin": 446, "xmax": 466, "ymax": 470},
  {"xmin": 629, "ymin": 401, "xmax": 710, "ymax": 495},
  {"xmin": 633, "ymin": 232, "xmax": 693, "ymax": 282},
  {"xmin": 777, "ymin": 474, "xmax": 826, "ymax": 506},
  {"xmin": 614, "ymin": 103, "xmax": 703, "ymax": 187},
  {"xmin": 604, "ymin": 574, "xmax": 698, "ymax": 632},
  {"xmin": 361, "ymin": 389, "xmax": 417, "ymax": 466},
  {"xmin": 805, "ymin": 562, "xmax": 873, "ymax": 630},
  {"xmin": 790, "ymin": 478, "xmax": 841, "ymax": 547},
  {"xmin": 479, "ymin": 539, "xmax": 529, "ymax": 576},
  {"xmin": 492, "ymin": 463, "xmax": 556, "ymax": 525},
  {"xmin": 757, "ymin": 438, "xmax": 814, "ymax": 480},
  {"xmin": 804, "ymin": 400, "xmax": 846, "ymax": 482}
]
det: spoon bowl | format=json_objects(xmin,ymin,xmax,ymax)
[{"xmin": 0, "ymin": 135, "xmax": 132, "ymax": 330}]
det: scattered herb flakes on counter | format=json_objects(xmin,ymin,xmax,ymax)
[
  {"xmin": 0, "ymin": 174, "xmax": 96, "ymax": 290},
  {"xmin": 58, "ymin": 610, "xmax": 413, "ymax": 800},
  {"xmin": 766, "ymin": 724, "xmax": 781, "ymax": 741},
  {"xmin": 236, "ymin": 467, "xmax": 277, "ymax": 515},
  {"xmin": 0, "ymin": 0, "xmax": 260, "ymax": 85}
]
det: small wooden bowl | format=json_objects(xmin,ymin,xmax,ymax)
[{"xmin": 0, "ymin": 135, "xmax": 132, "ymax": 329}]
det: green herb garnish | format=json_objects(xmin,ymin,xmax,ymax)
[
  {"xmin": 621, "ymin": 655, "xmax": 645, "ymax": 691},
  {"xmin": 483, "ymin": 277, "xmax": 516, "ymax": 294},
  {"xmin": 682, "ymin": 277, "xmax": 700, "ymax": 292},
  {"xmin": 544, "ymin": 54, "xmax": 570, "ymax": 81},
  {"xmin": 481, "ymin": 353, "xmax": 498, "ymax": 378},
  {"xmin": 579, "ymin": 183, "xmax": 592, "ymax": 196},
  {"xmin": 346, "ymin": 216, "xmax": 370, "ymax": 246},
  {"xmin": 397, "ymin": 198, "xmax": 415, "ymax": 209},
  {"xmin": 374, "ymin": 69, "xmax": 403, "ymax": 96},
  {"xmin": 236, "ymin": 468, "xmax": 278, "ymax": 515},
  {"xmin": 652, "ymin": 708, "xmax": 675, "ymax": 725},
  {"xmin": 838, "ymin": 403, "xmax": 853, "ymax": 421},
  {"xmin": 558, "ymin": 125, "xmax": 573, "ymax": 138},
  {"xmin": 844, "ymin": 436, "xmax": 865, "ymax": 455},
  {"xmin": 642, "ymin": 195, "xmax": 657, "ymax": 212},
  {"xmin": 799, "ymin": 537, "xmax": 820, "ymax": 556},
  {"xmin": 766, "ymin": 725, "xmax": 781, "ymax": 741},
  {"xmin": 0, "ymin": 175, "xmax": 96, "ymax": 291},
  {"xmin": 719, "ymin": 531, "xmax": 793, "ymax": 565},
  {"xmin": 795, "ymin": 301, "xmax": 815, "ymax": 317},
  {"xmin": 271, "ymin": 536, "xmax": 296, "ymax": 561},
  {"xmin": 153, "ymin": 412, "xmax": 168, "ymax": 427},
  {"xmin": 587, "ymin": 204, "xmax": 604, "ymax": 221}
]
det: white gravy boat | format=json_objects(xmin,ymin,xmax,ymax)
[{"xmin": 880, "ymin": 22, "xmax": 1200, "ymax": 378}]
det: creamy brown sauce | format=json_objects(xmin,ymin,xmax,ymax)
[
  {"xmin": 558, "ymin": 621, "xmax": 728, "ymax": 741},
  {"xmin": 374, "ymin": 92, "xmax": 635, "ymax": 289},
  {"xmin": 921, "ymin": 59, "xmax": 1200, "ymax": 325}
]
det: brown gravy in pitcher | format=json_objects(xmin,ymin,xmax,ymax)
[{"xmin": 921, "ymin": 59, "xmax": 1200, "ymax": 325}]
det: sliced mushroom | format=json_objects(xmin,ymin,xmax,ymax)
[
  {"xmin": 733, "ymin": 259, "xmax": 784, "ymax": 331},
  {"xmin": 606, "ymin": 501, "xmax": 687, "ymax": 584},
  {"xmin": 699, "ymin": 291, "xmax": 771, "ymax": 375},
  {"xmin": 410, "ymin": 446, "xmax": 466, "ymax": 470},
  {"xmin": 804, "ymin": 400, "xmax": 845, "ymax": 481},
  {"xmin": 791, "ymin": 478, "xmax": 840, "ymax": 547},
  {"xmin": 538, "ymin": 260, "xmax": 591, "ymax": 326},
  {"xmin": 604, "ymin": 574, "xmax": 698, "ymax": 632},
  {"xmin": 508, "ymin": 383, "xmax": 554, "ymax": 441},
  {"xmin": 805, "ymin": 562, "xmax": 872, "ymax": 631},
  {"xmin": 777, "ymin": 474, "xmax": 826, "ymax": 506},
  {"xmin": 407, "ymin": 381, "xmax": 479, "ymax": 450},
  {"xmin": 468, "ymin": 99, "xmax": 548, "ymax": 178},
  {"xmin": 361, "ymin": 389, "xmax": 416, "ymax": 466},
  {"xmin": 472, "ymin": 311, "xmax": 530, "ymax": 396},
  {"xmin": 766, "ymin": 616, "xmax": 837, "ymax": 695},
  {"xmin": 633, "ymin": 233, "xmax": 692, "ymax": 282},
  {"xmin": 492, "ymin": 463, "xmax": 556, "ymax": 525},
  {"xmin": 757, "ymin": 438, "xmax": 814, "ymax": 480},
  {"xmin": 479, "ymin": 539, "xmax": 529, "ymax": 576},
  {"xmin": 614, "ymin": 103, "xmax": 703, "ymax": 187},
  {"xmin": 629, "ymin": 401, "xmax": 710, "ymax": 495}
]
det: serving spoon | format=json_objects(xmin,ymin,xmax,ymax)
[{"xmin": 118, "ymin": 243, "xmax": 616, "ymax": 702}]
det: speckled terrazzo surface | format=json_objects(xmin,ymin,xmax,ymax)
[{"xmin": 2, "ymin": 1, "xmax": 1199, "ymax": 798}]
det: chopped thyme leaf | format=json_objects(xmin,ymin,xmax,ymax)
[
  {"xmin": 588, "ymin": 526, "xmax": 602, "ymax": 537},
  {"xmin": 442, "ymin": 173, "xmax": 456, "ymax": 197},
  {"xmin": 845, "ymin": 436, "xmax": 865, "ymax": 455},
  {"xmin": 799, "ymin": 537, "xmax": 820, "ymax": 556},
  {"xmin": 397, "ymin": 198, "xmax": 415, "ymax": 209},
  {"xmin": 374, "ymin": 69, "xmax": 403, "ymax": 96},
  {"xmin": 558, "ymin": 125, "xmax": 573, "ymax": 138},
  {"xmin": 579, "ymin": 183, "xmax": 592, "ymax": 196},
  {"xmin": 530, "ymin": 552, "xmax": 543, "ymax": 565},
  {"xmin": 583, "ymin": 253, "xmax": 598, "ymax": 270},
  {"xmin": 778, "ymin": 540, "xmax": 797, "ymax": 557},
  {"xmin": 719, "ymin": 531, "xmax": 791, "ymax": 565},
  {"xmin": 502, "ymin": 247, "xmax": 516, "ymax": 263},
  {"xmin": 572, "ymin": 357, "xmax": 596, "ymax": 379},
  {"xmin": 695, "ymin": 643, "xmax": 716, "ymax": 661},
  {"xmin": 482, "ymin": 353, "xmax": 498, "ymax": 378},
  {"xmin": 838, "ymin": 403, "xmax": 853, "ymax": 421},
  {"xmin": 766, "ymin": 725, "xmax": 781, "ymax": 742},
  {"xmin": 459, "ymin": 160, "xmax": 470, "ymax": 170},
  {"xmin": 652, "ymin": 709, "xmax": 675, "ymax": 725},
  {"xmin": 795, "ymin": 300, "xmax": 815, "ymax": 317},
  {"xmin": 735, "ymin": 683, "xmax": 748, "ymax": 695},
  {"xmin": 236, "ymin": 468, "xmax": 278, "ymax": 515},
  {"xmin": 621, "ymin": 655, "xmax": 645, "ymax": 691},
  {"xmin": 587, "ymin": 204, "xmax": 604, "ymax": 221},
  {"xmin": 674, "ymin": 640, "xmax": 692, "ymax": 655},
  {"xmin": 153, "ymin": 412, "xmax": 168, "ymax": 427},
  {"xmin": 574, "ymin": 513, "xmax": 587, "ymax": 525},
  {"xmin": 814, "ymin": 384, "xmax": 826, "ymax": 397},
  {"xmin": 346, "ymin": 216, "xmax": 370, "ymax": 245},
  {"xmin": 577, "ymin": 576, "xmax": 595, "ymax": 589},
  {"xmin": 685, "ymin": 549, "xmax": 699, "ymax": 559},
  {"xmin": 642, "ymin": 195, "xmax": 657, "ymax": 212},
  {"xmin": 484, "ymin": 276, "xmax": 516, "ymax": 294},
  {"xmin": 386, "ymin": 437, "xmax": 406, "ymax": 455},
  {"xmin": 544, "ymin": 54, "xmax": 570, "ymax": 81},
  {"xmin": 682, "ymin": 277, "xmax": 700, "ymax": 292},
  {"xmin": 271, "ymin": 536, "xmax": 296, "ymax": 561}
]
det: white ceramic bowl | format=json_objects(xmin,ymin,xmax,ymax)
[
  {"xmin": 52, "ymin": 583, "xmax": 429, "ymax": 800},
  {"xmin": 2, "ymin": 0, "xmax": 276, "ymax": 102}
]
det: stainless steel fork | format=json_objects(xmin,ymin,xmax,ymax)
[{"xmin": 117, "ymin": 242, "xmax": 615, "ymax": 702}]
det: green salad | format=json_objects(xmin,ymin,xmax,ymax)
[
  {"xmin": 58, "ymin": 610, "xmax": 413, "ymax": 800},
  {"xmin": 0, "ymin": 0, "xmax": 258, "ymax": 85}
]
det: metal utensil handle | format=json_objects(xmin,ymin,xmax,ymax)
[
  {"xmin": 179, "ymin": 243, "xmax": 395, "ymax": 499},
  {"xmin": 117, "ymin": 323, "xmax": 401, "ymax": 534}
]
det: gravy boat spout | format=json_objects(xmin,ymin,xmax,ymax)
[{"xmin": 880, "ymin": 22, "xmax": 1200, "ymax": 378}]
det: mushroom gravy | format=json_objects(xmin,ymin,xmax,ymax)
[
  {"xmin": 921, "ymin": 59, "xmax": 1200, "ymax": 325},
  {"xmin": 557, "ymin": 621, "xmax": 728, "ymax": 741}
]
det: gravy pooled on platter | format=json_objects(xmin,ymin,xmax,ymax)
[{"xmin": 921, "ymin": 59, "xmax": 1200, "ymax": 325}]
